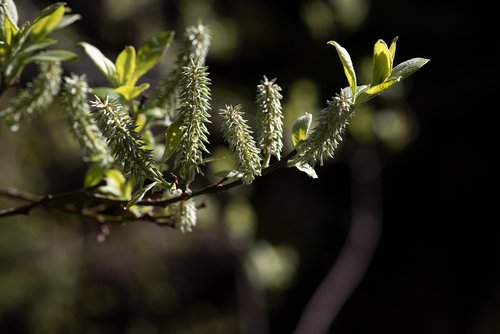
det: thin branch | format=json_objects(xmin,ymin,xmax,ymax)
[{"xmin": 0, "ymin": 150, "xmax": 297, "ymax": 221}]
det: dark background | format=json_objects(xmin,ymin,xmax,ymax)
[{"xmin": 0, "ymin": 0, "xmax": 497, "ymax": 333}]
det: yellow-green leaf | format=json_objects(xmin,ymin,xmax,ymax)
[
  {"xmin": 389, "ymin": 36, "xmax": 398, "ymax": 61},
  {"xmin": 372, "ymin": 39, "xmax": 392, "ymax": 86},
  {"xmin": 355, "ymin": 78, "xmax": 401, "ymax": 106},
  {"xmin": 31, "ymin": 4, "xmax": 65, "ymax": 39},
  {"xmin": 328, "ymin": 41, "xmax": 357, "ymax": 102},
  {"xmin": 115, "ymin": 46, "xmax": 136, "ymax": 86},
  {"xmin": 134, "ymin": 31, "xmax": 174, "ymax": 83},
  {"xmin": 3, "ymin": 13, "xmax": 18, "ymax": 46},
  {"xmin": 291, "ymin": 112, "xmax": 312, "ymax": 146},
  {"xmin": 80, "ymin": 42, "xmax": 117, "ymax": 85},
  {"xmin": 161, "ymin": 119, "xmax": 181, "ymax": 164},
  {"xmin": 114, "ymin": 83, "xmax": 150, "ymax": 101},
  {"xmin": 84, "ymin": 164, "xmax": 105, "ymax": 188}
]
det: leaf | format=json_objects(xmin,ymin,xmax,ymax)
[
  {"xmin": 18, "ymin": 38, "xmax": 57, "ymax": 56},
  {"xmin": 90, "ymin": 87, "xmax": 122, "ymax": 101},
  {"xmin": 0, "ymin": 0, "xmax": 19, "ymax": 26},
  {"xmin": 115, "ymin": 46, "xmax": 136, "ymax": 86},
  {"xmin": 3, "ymin": 13, "xmax": 18, "ymax": 45},
  {"xmin": 99, "ymin": 169, "xmax": 127, "ymax": 198},
  {"xmin": 31, "ymin": 4, "xmax": 65, "ymax": 39},
  {"xmin": 53, "ymin": 14, "xmax": 81, "ymax": 31},
  {"xmin": 114, "ymin": 83, "xmax": 149, "ymax": 101},
  {"xmin": 355, "ymin": 78, "xmax": 401, "ymax": 106},
  {"xmin": 84, "ymin": 164, "xmax": 105, "ymax": 188},
  {"xmin": 295, "ymin": 163, "xmax": 318, "ymax": 179},
  {"xmin": 161, "ymin": 119, "xmax": 181, "ymax": 164},
  {"xmin": 133, "ymin": 31, "xmax": 174, "ymax": 83},
  {"xmin": 28, "ymin": 49, "xmax": 77, "ymax": 63},
  {"xmin": 291, "ymin": 112, "xmax": 312, "ymax": 146},
  {"xmin": 388, "ymin": 58, "xmax": 430, "ymax": 81},
  {"xmin": 80, "ymin": 42, "xmax": 117, "ymax": 85},
  {"xmin": 126, "ymin": 181, "xmax": 157, "ymax": 209},
  {"xmin": 389, "ymin": 36, "xmax": 398, "ymax": 61},
  {"xmin": 214, "ymin": 170, "xmax": 243, "ymax": 178},
  {"xmin": 372, "ymin": 39, "xmax": 392, "ymax": 86},
  {"xmin": 327, "ymin": 41, "xmax": 357, "ymax": 102}
]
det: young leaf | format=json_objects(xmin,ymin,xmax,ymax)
[
  {"xmin": 28, "ymin": 49, "xmax": 77, "ymax": 63},
  {"xmin": 127, "ymin": 181, "xmax": 157, "ymax": 209},
  {"xmin": 18, "ymin": 38, "xmax": 57, "ymax": 56},
  {"xmin": 389, "ymin": 36, "xmax": 398, "ymax": 61},
  {"xmin": 134, "ymin": 31, "xmax": 174, "ymax": 83},
  {"xmin": 3, "ymin": 13, "xmax": 18, "ymax": 45},
  {"xmin": 371, "ymin": 39, "xmax": 392, "ymax": 86},
  {"xmin": 295, "ymin": 163, "xmax": 318, "ymax": 179},
  {"xmin": 213, "ymin": 170, "xmax": 243, "ymax": 179},
  {"xmin": 80, "ymin": 42, "xmax": 117, "ymax": 85},
  {"xmin": 291, "ymin": 112, "xmax": 312, "ymax": 147},
  {"xmin": 327, "ymin": 41, "xmax": 357, "ymax": 102},
  {"xmin": 114, "ymin": 82, "xmax": 149, "ymax": 101},
  {"xmin": 31, "ymin": 4, "xmax": 65, "ymax": 40},
  {"xmin": 99, "ymin": 169, "xmax": 127, "ymax": 198},
  {"xmin": 355, "ymin": 78, "xmax": 401, "ymax": 106},
  {"xmin": 161, "ymin": 119, "xmax": 181, "ymax": 164},
  {"xmin": 115, "ymin": 46, "xmax": 136, "ymax": 86},
  {"xmin": 0, "ymin": 0, "xmax": 18, "ymax": 26},
  {"xmin": 84, "ymin": 164, "xmax": 105, "ymax": 188},
  {"xmin": 388, "ymin": 58, "xmax": 430, "ymax": 81},
  {"xmin": 53, "ymin": 14, "xmax": 81, "ymax": 31}
]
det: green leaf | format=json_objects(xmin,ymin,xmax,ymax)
[
  {"xmin": 389, "ymin": 36, "xmax": 398, "ymax": 61},
  {"xmin": 388, "ymin": 58, "xmax": 430, "ymax": 81},
  {"xmin": 31, "ymin": 4, "xmax": 65, "ymax": 39},
  {"xmin": 291, "ymin": 112, "xmax": 312, "ymax": 146},
  {"xmin": 133, "ymin": 31, "xmax": 174, "ymax": 83},
  {"xmin": 3, "ymin": 13, "xmax": 18, "ymax": 45},
  {"xmin": 161, "ymin": 119, "xmax": 181, "ymax": 164},
  {"xmin": 90, "ymin": 87, "xmax": 122, "ymax": 101},
  {"xmin": 84, "ymin": 164, "xmax": 105, "ymax": 188},
  {"xmin": 99, "ymin": 169, "xmax": 127, "ymax": 198},
  {"xmin": 53, "ymin": 14, "xmax": 81, "ymax": 31},
  {"xmin": 114, "ymin": 82, "xmax": 149, "ymax": 101},
  {"xmin": 295, "ymin": 163, "xmax": 318, "ymax": 179},
  {"xmin": 28, "ymin": 49, "xmax": 77, "ymax": 63},
  {"xmin": 355, "ymin": 78, "xmax": 401, "ymax": 106},
  {"xmin": 214, "ymin": 170, "xmax": 243, "ymax": 178},
  {"xmin": 327, "ymin": 41, "xmax": 357, "ymax": 102},
  {"xmin": 372, "ymin": 39, "xmax": 392, "ymax": 86},
  {"xmin": 126, "ymin": 181, "xmax": 157, "ymax": 209},
  {"xmin": 80, "ymin": 42, "xmax": 117, "ymax": 85},
  {"xmin": 18, "ymin": 38, "xmax": 57, "ymax": 56},
  {"xmin": 115, "ymin": 46, "xmax": 136, "ymax": 86},
  {"xmin": 1, "ymin": 0, "xmax": 18, "ymax": 27}
]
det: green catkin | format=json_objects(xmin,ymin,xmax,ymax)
[
  {"xmin": 174, "ymin": 60, "xmax": 212, "ymax": 186},
  {"xmin": 60, "ymin": 74, "xmax": 113, "ymax": 165},
  {"xmin": 90, "ymin": 96, "xmax": 168, "ymax": 187},
  {"xmin": 291, "ymin": 91, "xmax": 355, "ymax": 167},
  {"xmin": 0, "ymin": 62, "xmax": 62, "ymax": 131},
  {"xmin": 146, "ymin": 23, "xmax": 211, "ymax": 116},
  {"xmin": 219, "ymin": 104, "xmax": 262, "ymax": 185},
  {"xmin": 255, "ymin": 76, "xmax": 284, "ymax": 167},
  {"xmin": 173, "ymin": 197, "xmax": 197, "ymax": 233}
]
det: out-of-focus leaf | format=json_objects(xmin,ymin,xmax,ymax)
[
  {"xmin": 90, "ymin": 87, "xmax": 122, "ymax": 101},
  {"xmin": 161, "ymin": 119, "xmax": 180, "ymax": 164},
  {"xmin": 99, "ymin": 169, "xmax": 126, "ymax": 198},
  {"xmin": 291, "ymin": 112, "xmax": 312, "ymax": 146},
  {"xmin": 214, "ymin": 170, "xmax": 243, "ymax": 178},
  {"xmin": 1, "ymin": 0, "xmax": 18, "ymax": 26},
  {"xmin": 133, "ymin": 31, "xmax": 174, "ymax": 83},
  {"xmin": 126, "ymin": 181, "xmax": 157, "ymax": 209},
  {"xmin": 31, "ymin": 4, "xmax": 65, "ymax": 39},
  {"xmin": 80, "ymin": 42, "xmax": 117, "ymax": 85},
  {"xmin": 115, "ymin": 46, "xmax": 136, "ymax": 86},
  {"xmin": 114, "ymin": 82, "xmax": 149, "ymax": 101},
  {"xmin": 3, "ymin": 13, "xmax": 18, "ymax": 45},
  {"xmin": 53, "ymin": 14, "xmax": 81, "ymax": 31},
  {"xmin": 84, "ymin": 164, "xmax": 105, "ymax": 188},
  {"xmin": 328, "ymin": 41, "xmax": 357, "ymax": 102},
  {"xmin": 18, "ymin": 38, "xmax": 57, "ymax": 56},
  {"xmin": 28, "ymin": 49, "xmax": 77, "ymax": 63}
]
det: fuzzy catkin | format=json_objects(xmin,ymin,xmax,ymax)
[
  {"xmin": 291, "ymin": 91, "xmax": 355, "ymax": 167},
  {"xmin": 0, "ymin": 62, "xmax": 62, "ymax": 131},
  {"xmin": 219, "ymin": 104, "xmax": 262, "ymax": 184},
  {"xmin": 255, "ymin": 76, "xmax": 284, "ymax": 167},
  {"xmin": 174, "ymin": 60, "xmax": 212, "ymax": 186},
  {"xmin": 90, "ymin": 96, "xmax": 167, "ymax": 186},
  {"xmin": 61, "ymin": 74, "xmax": 113, "ymax": 165}
]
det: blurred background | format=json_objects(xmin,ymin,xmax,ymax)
[{"xmin": 0, "ymin": 0, "xmax": 496, "ymax": 333}]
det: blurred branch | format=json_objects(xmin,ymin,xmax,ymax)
[
  {"xmin": 294, "ymin": 148, "xmax": 383, "ymax": 334},
  {"xmin": 0, "ymin": 150, "xmax": 296, "ymax": 222}
]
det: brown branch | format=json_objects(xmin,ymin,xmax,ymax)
[{"xmin": 0, "ymin": 150, "xmax": 297, "ymax": 221}]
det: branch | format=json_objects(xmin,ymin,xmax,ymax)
[{"xmin": 0, "ymin": 150, "xmax": 297, "ymax": 221}]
